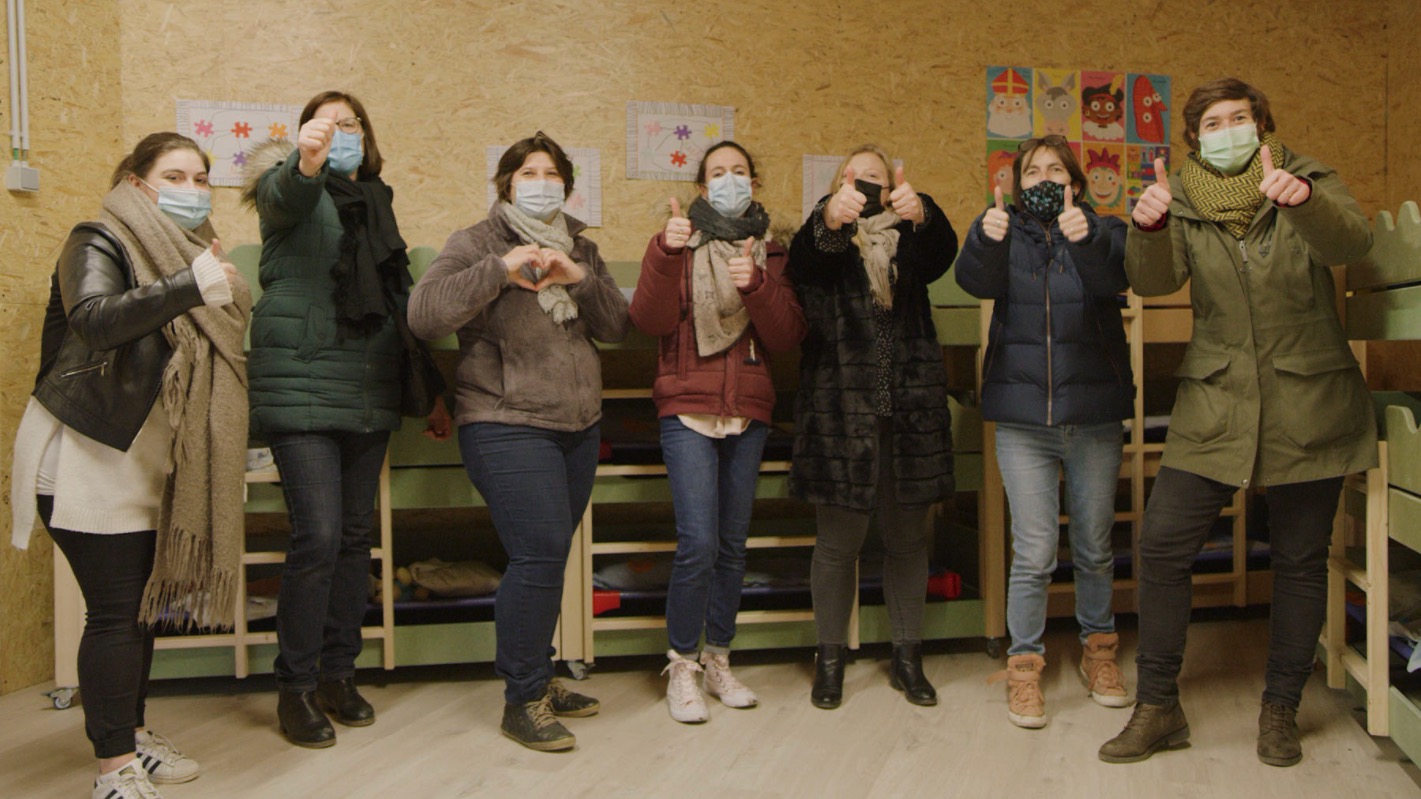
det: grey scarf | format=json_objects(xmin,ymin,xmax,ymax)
[
  {"xmin": 499, "ymin": 202, "xmax": 579, "ymax": 324},
  {"xmin": 853, "ymin": 210, "xmax": 901, "ymax": 309}
]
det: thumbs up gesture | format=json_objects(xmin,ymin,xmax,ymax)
[
  {"xmin": 982, "ymin": 186, "xmax": 1010, "ymax": 243},
  {"xmin": 1258, "ymin": 144, "xmax": 1309, "ymax": 206},
  {"xmin": 1131, "ymin": 157, "xmax": 1173, "ymax": 228},
  {"xmin": 728, "ymin": 237, "xmax": 760, "ymax": 290},
  {"xmin": 889, "ymin": 165, "xmax": 925, "ymax": 225},
  {"xmin": 1058, "ymin": 184, "xmax": 1089, "ymax": 242},
  {"xmin": 824, "ymin": 166, "xmax": 867, "ymax": 231},
  {"xmin": 664, "ymin": 196, "xmax": 692, "ymax": 251},
  {"xmin": 297, "ymin": 115, "xmax": 338, "ymax": 177}
]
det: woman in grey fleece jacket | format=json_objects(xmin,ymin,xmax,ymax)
[{"xmin": 407, "ymin": 133, "xmax": 628, "ymax": 752}]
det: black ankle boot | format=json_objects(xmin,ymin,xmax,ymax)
[
  {"xmin": 890, "ymin": 642, "xmax": 937, "ymax": 706},
  {"xmin": 811, "ymin": 643, "xmax": 846, "ymax": 709},
  {"xmin": 278, "ymin": 690, "xmax": 336, "ymax": 748},
  {"xmin": 316, "ymin": 677, "xmax": 375, "ymax": 727}
]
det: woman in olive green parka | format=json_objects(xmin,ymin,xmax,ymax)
[{"xmin": 1100, "ymin": 78, "xmax": 1376, "ymax": 769}]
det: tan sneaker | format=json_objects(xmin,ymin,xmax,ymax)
[
  {"xmin": 1080, "ymin": 632, "xmax": 1133, "ymax": 708},
  {"xmin": 700, "ymin": 649, "xmax": 758, "ymax": 708},
  {"xmin": 661, "ymin": 650, "xmax": 710, "ymax": 723},
  {"xmin": 989, "ymin": 653, "xmax": 1047, "ymax": 728}
]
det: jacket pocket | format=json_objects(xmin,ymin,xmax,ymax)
[
  {"xmin": 59, "ymin": 358, "xmax": 109, "ymax": 379},
  {"xmin": 1169, "ymin": 349, "xmax": 1231, "ymax": 444},
  {"xmin": 1272, "ymin": 347, "xmax": 1367, "ymax": 449},
  {"xmin": 294, "ymin": 306, "xmax": 329, "ymax": 363}
]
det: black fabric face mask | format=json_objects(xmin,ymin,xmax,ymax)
[
  {"xmin": 856, "ymin": 179, "xmax": 886, "ymax": 218},
  {"xmin": 1020, "ymin": 180, "xmax": 1066, "ymax": 224}
]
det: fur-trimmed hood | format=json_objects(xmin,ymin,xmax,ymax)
[{"xmin": 240, "ymin": 139, "xmax": 297, "ymax": 209}]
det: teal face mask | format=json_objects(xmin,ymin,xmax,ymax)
[
  {"xmin": 1198, "ymin": 124, "xmax": 1259, "ymax": 176},
  {"xmin": 327, "ymin": 130, "xmax": 364, "ymax": 175},
  {"xmin": 140, "ymin": 178, "xmax": 212, "ymax": 230}
]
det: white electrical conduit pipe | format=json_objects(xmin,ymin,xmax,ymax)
[{"xmin": 6, "ymin": 0, "xmax": 21, "ymax": 163}]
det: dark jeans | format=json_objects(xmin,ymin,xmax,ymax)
[
  {"xmin": 1136, "ymin": 466, "xmax": 1342, "ymax": 709},
  {"xmin": 811, "ymin": 418, "xmax": 931, "ymax": 646},
  {"xmin": 41, "ymin": 495, "xmax": 155, "ymax": 759},
  {"xmin": 661, "ymin": 416, "xmax": 771, "ymax": 655},
  {"xmin": 461, "ymin": 422, "xmax": 599, "ymax": 704},
  {"xmin": 269, "ymin": 429, "xmax": 390, "ymax": 692}
]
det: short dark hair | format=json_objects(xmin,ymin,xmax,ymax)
[
  {"xmin": 299, "ymin": 90, "xmax": 383, "ymax": 179},
  {"xmin": 494, "ymin": 132, "xmax": 575, "ymax": 203},
  {"xmin": 110, "ymin": 132, "xmax": 209, "ymax": 188},
  {"xmin": 1012, "ymin": 136, "xmax": 1087, "ymax": 211},
  {"xmin": 1182, "ymin": 78, "xmax": 1276, "ymax": 150},
  {"xmin": 695, "ymin": 141, "xmax": 758, "ymax": 186}
]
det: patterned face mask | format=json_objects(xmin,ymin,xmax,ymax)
[{"xmin": 1020, "ymin": 179, "xmax": 1066, "ymax": 224}]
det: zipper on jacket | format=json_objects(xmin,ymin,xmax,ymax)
[
  {"xmin": 1237, "ymin": 239, "xmax": 1249, "ymax": 268},
  {"xmin": 60, "ymin": 360, "xmax": 107, "ymax": 379},
  {"xmin": 1036, "ymin": 218, "xmax": 1056, "ymax": 426}
]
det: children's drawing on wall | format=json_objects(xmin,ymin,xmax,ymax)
[
  {"xmin": 1033, "ymin": 69, "xmax": 1080, "ymax": 139},
  {"xmin": 1080, "ymin": 72, "xmax": 1125, "ymax": 142},
  {"xmin": 487, "ymin": 146, "xmax": 603, "ymax": 226},
  {"xmin": 176, "ymin": 99, "xmax": 301, "ymax": 186},
  {"xmin": 986, "ymin": 67, "xmax": 1032, "ymax": 139},
  {"xmin": 985, "ymin": 67, "xmax": 1170, "ymax": 216},
  {"xmin": 626, "ymin": 101, "xmax": 735, "ymax": 181},
  {"xmin": 1128, "ymin": 74, "xmax": 1170, "ymax": 144}
]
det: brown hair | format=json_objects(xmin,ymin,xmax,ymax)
[
  {"xmin": 1182, "ymin": 77, "xmax": 1276, "ymax": 150},
  {"xmin": 493, "ymin": 132, "xmax": 575, "ymax": 203},
  {"xmin": 695, "ymin": 141, "xmax": 758, "ymax": 186},
  {"xmin": 1012, "ymin": 136, "xmax": 1087, "ymax": 210},
  {"xmin": 299, "ymin": 90, "xmax": 383, "ymax": 179},
  {"xmin": 110, "ymin": 132, "xmax": 209, "ymax": 188}
]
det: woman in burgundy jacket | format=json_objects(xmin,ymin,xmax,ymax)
[{"xmin": 629, "ymin": 141, "xmax": 807, "ymax": 724}]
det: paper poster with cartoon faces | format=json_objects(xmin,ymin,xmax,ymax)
[
  {"xmin": 986, "ymin": 66, "xmax": 1033, "ymax": 140},
  {"xmin": 985, "ymin": 141, "xmax": 1019, "ymax": 207},
  {"xmin": 1126, "ymin": 145, "xmax": 1170, "ymax": 212},
  {"xmin": 1127, "ymin": 74, "xmax": 1171, "ymax": 144},
  {"xmin": 1033, "ymin": 69, "xmax": 1081, "ymax": 139},
  {"xmin": 1080, "ymin": 72, "xmax": 1126, "ymax": 142},
  {"xmin": 1083, "ymin": 144, "xmax": 1126, "ymax": 215}
]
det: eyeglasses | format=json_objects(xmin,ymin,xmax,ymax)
[
  {"xmin": 336, "ymin": 117, "xmax": 363, "ymax": 134},
  {"xmin": 1018, "ymin": 135, "xmax": 1067, "ymax": 151}
]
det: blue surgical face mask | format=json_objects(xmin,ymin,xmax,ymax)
[
  {"xmin": 513, "ymin": 179, "xmax": 566, "ymax": 221},
  {"xmin": 706, "ymin": 172, "xmax": 753, "ymax": 218},
  {"xmin": 140, "ymin": 178, "xmax": 212, "ymax": 230},
  {"xmin": 327, "ymin": 130, "xmax": 364, "ymax": 175},
  {"xmin": 1198, "ymin": 124, "xmax": 1259, "ymax": 176}
]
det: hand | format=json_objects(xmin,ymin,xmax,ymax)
[
  {"xmin": 1259, "ymin": 145, "xmax": 1310, "ymax": 206},
  {"xmin": 824, "ymin": 166, "xmax": 866, "ymax": 230},
  {"xmin": 422, "ymin": 396, "xmax": 452, "ymax": 441},
  {"xmin": 664, "ymin": 197, "xmax": 692, "ymax": 251},
  {"xmin": 297, "ymin": 117, "xmax": 337, "ymax": 177},
  {"xmin": 982, "ymin": 186, "xmax": 1010, "ymax": 242},
  {"xmin": 534, "ymin": 249, "xmax": 586, "ymax": 289},
  {"xmin": 1058, "ymin": 185, "xmax": 1089, "ymax": 242},
  {"xmin": 502, "ymin": 244, "xmax": 544, "ymax": 290},
  {"xmin": 889, "ymin": 166, "xmax": 925, "ymax": 225},
  {"xmin": 727, "ymin": 238, "xmax": 758, "ymax": 290},
  {"xmin": 1131, "ymin": 157, "xmax": 1172, "ymax": 228}
]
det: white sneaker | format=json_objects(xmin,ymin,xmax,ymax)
[
  {"xmin": 661, "ymin": 650, "xmax": 709, "ymax": 723},
  {"xmin": 94, "ymin": 759, "xmax": 163, "ymax": 799},
  {"xmin": 700, "ymin": 650, "xmax": 758, "ymax": 708},
  {"xmin": 134, "ymin": 729, "xmax": 200, "ymax": 784}
]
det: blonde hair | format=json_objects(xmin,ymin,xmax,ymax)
[{"xmin": 831, "ymin": 144, "xmax": 896, "ymax": 193}]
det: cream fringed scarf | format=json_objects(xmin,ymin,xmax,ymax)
[
  {"xmin": 853, "ymin": 210, "xmax": 901, "ymax": 308},
  {"xmin": 100, "ymin": 181, "xmax": 251, "ymax": 629},
  {"xmin": 688, "ymin": 232, "xmax": 768, "ymax": 357},
  {"xmin": 500, "ymin": 202, "xmax": 580, "ymax": 324}
]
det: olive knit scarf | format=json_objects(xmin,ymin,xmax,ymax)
[{"xmin": 1180, "ymin": 131, "xmax": 1286, "ymax": 240}]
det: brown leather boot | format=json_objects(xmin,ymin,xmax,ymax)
[
  {"xmin": 1257, "ymin": 701, "xmax": 1302, "ymax": 767},
  {"xmin": 1080, "ymin": 633, "xmax": 1132, "ymax": 708},
  {"xmin": 1098, "ymin": 701, "xmax": 1190, "ymax": 763}
]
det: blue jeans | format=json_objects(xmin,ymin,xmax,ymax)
[
  {"xmin": 995, "ymin": 421, "xmax": 1122, "ymax": 656},
  {"xmin": 269, "ymin": 429, "xmax": 390, "ymax": 691},
  {"xmin": 661, "ymin": 417, "xmax": 771, "ymax": 654},
  {"xmin": 461, "ymin": 422, "xmax": 599, "ymax": 704}
]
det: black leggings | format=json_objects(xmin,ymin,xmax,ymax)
[
  {"xmin": 1134, "ymin": 468, "xmax": 1342, "ymax": 709},
  {"xmin": 41, "ymin": 495, "xmax": 155, "ymax": 759}
]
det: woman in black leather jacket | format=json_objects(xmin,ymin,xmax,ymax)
[{"xmin": 9, "ymin": 132, "xmax": 246, "ymax": 799}]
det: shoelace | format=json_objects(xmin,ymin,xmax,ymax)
[
  {"xmin": 137, "ymin": 730, "xmax": 180, "ymax": 760},
  {"xmin": 1122, "ymin": 704, "xmax": 1169, "ymax": 733},
  {"xmin": 528, "ymin": 696, "xmax": 559, "ymax": 731},
  {"xmin": 105, "ymin": 765, "xmax": 162, "ymax": 799},
  {"xmin": 1088, "ymin": 658, "xmax": 1125, "ymax": 692},
  {"xmin": 547, "ymin": 680, "xmax": 573, "ymax": 703},
  {"xmin": 1260, "ymin": 703, "xmax": 1295, "ymax": 735},
  {"xmin": 704, "ymin": 656, "xmax": 748, "ymax": 692},
  {"xmin": 660, "ymin": 659, "xmax": 704, "ymax": 707}
]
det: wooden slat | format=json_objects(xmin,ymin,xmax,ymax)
[{"xmin": 1345, "ymin": 201, "xmax": 1421, "ymax": 291}]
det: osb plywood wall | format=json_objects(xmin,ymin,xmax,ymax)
[
  {"xmin": 0, "ymin": 0, "xmax": 1408, "ymax": 694},
  {"xmin": 116, "ymin": 0, "xmax": 1391, "ymax": 262},
  {"xmin": 0, "ymin": 0, "xmax": 124, "ymax": 694}
]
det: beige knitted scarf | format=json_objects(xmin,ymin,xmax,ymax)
[
  {"xmin": 688, "ymin": 232, "xmax": 767, "ymax": 357},
  {"xmin": 1180, "ymin": 131, "xmax": 1286, "ymax": 240},
  {"xmin": 100, "ymin": 181, "xmax": 251, "ymax": 630},
  {"xmin": 853, "ymin": 210, "xmax": 901, "ymax": 308},
  {"xmin": 500, "ymin": 202, "xmax": 580, "ymax": 324}
]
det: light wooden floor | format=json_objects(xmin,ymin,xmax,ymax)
[{"xmin": 2, "ymin": 617, "xmax": 1417, "ymax": 798}]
